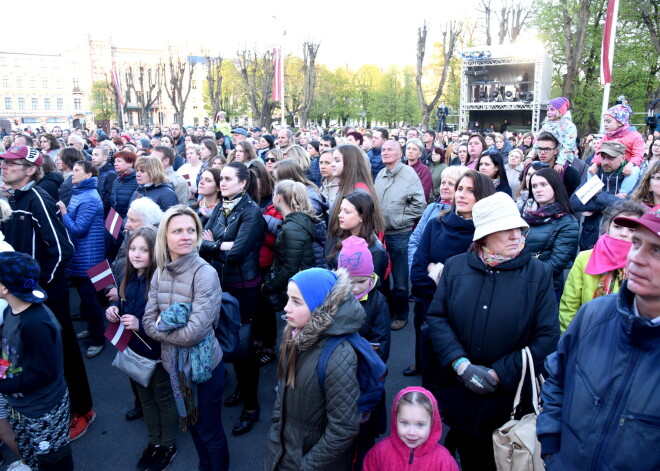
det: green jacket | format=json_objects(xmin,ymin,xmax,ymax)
[
  {"xmin": 558, "ymin": 250, "xmax": 622, "ymax": 334},
  {"xmin": 265, "ymin": 270, "xmax": 365, "ymax": 471}
]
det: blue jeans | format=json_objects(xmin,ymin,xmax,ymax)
[
  {"xmin": 384, "ymin": 231, "xmax": 412, "ymax": 321},
  {"xmin": 189, "ymin": 363, "xmax": 229, "ymax": 471}
]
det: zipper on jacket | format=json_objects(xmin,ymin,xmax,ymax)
[
  {"xmin": 590, "ymin": 348, "xmax": 639, "ymax": 471},
  {"xmin": 408, "ymin": 448, "xmax": 415, "ymax": 464}
]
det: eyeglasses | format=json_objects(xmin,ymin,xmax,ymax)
[
  {"xmin": 0, "ymin": 160, "xmax": 29, "ymax": 168},
  {"xmin": 537, "ymin": 147, "xmax": 556, "ymax": 153},
  {"xmin": 265, "ymin": 158, "xmax": 277, "ymax": 163}
]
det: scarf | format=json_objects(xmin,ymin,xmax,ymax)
[
  {"xmin": 593, "ymin": 268, "xmax": 626, "ymax": 299},
  {"xmin": 522, "ymin": 201, "xmax": 567, "ymax": 225},
  {"xmin": 492, "ymin": 177, "xmax": 501, "ymax": 189},
  {"xmin": 478, "ymin": 237, "xmax": 525, "ymax": 267},
  {"xmin": 157, "ymin": 302, "xmax": 215, "ymax": 430},
  {"xmin": 198, "ymin": 198, "xmax": 219, "ymax": 219},
  {"xmin": 585, "ymin": 234, "xmax": 631, "ymax": 275},
  {"xmin": 604, "ymin": 122, "xmax": 631, "ymax": 140},
  {"xmin": 222, "ymin": 192, "xmax": 243, "ymax": 217}
]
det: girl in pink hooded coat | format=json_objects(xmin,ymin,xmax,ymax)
[{"xmin": 363, "ymin": 387, "xmax": 458, "ymax": 471}]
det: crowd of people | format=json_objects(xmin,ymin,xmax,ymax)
[{"xmin": 0, "ymin": 96, "xmax": 659, "ymax": 471}]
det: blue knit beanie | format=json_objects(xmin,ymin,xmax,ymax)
[{"xmin": 290, "ymin": 268, "xmax": 338, "ymax": 314}]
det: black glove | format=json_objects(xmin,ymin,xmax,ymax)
[{"xmin": 459, "ymin": 364, "xmax": 498, "ymax": 394}]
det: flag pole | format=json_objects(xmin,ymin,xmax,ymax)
[
  {"xmin": 600, "ymin": 0, "xmax": 620, "ymax": 133},
  {"xmin": 281, "ymin": 30, "xmax": 286, "ymax": 126}
]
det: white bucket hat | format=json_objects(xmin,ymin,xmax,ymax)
[{"xmin": 472, "ymin": 192, "xmax": 529, "ymax": 241}]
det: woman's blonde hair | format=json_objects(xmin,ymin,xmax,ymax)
[
  {"xmin": 273, "ymin": 179, "xmax": 315, "ymax": 217},
  {"xmin": 186, "ymin": 143, "xmax": 201, "ymax": 158},
  {"xmin": 284, "ymin": 145, "xmax": 311, "ymax": 171},
  {"xmin": 631, "ymin": 160, "xmax": 660, "ymax": 206},
  {"xmin": 155, "ymin": 205, "xmax": 203, "ymax": 268},
  {"xmin": 440, "ymin": 165, "xmax": 468, "ymax": 182},
  {"xmin": 135, "ymin": 156, "xmax": 168, "ymax": 185}
]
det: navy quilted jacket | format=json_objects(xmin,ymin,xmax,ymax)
[
  {"xmin": 111, "ymin": 170, "xmax": 138, "ymax": 218},
  {"xmin": 62, "ymin": 177, "xmax": 106, "ymax": 277},
  {"xmin": 129, "ymin": 182, "xmax": 180, "ymax": 213}
]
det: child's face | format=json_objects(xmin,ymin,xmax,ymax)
[
  {"xmin": 350, "ymin": 276, "xmax": 372, "ymax": 298},
  {"xmin": 396, "ymin": 404, "xmax": 432, "ymax": 449},
  {"xmin": 603, "ymin": 115, "xmax": 622, "ymax": 133},
  {"xmin": 128, "ymin": 236, "xmax": 151, "ymax": 273}
]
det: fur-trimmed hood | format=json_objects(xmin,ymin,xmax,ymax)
[{"xmin": 291, "ymin": 268, "xmax": 366, "ymax": 352}]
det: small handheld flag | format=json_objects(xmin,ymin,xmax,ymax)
[
  {"xmin": 105, "ymin": 208, "xmax": 124, "ymax": 239},
  {"xmin": 105, "ymin": 322, "xmax": 132, "ymax": 352},
  {"xmin": 87, "ymin": 260, "xmax": 115, "ymax": 292}
]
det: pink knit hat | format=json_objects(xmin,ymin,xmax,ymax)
[
  {"xmin": 548, "ymin": 97, "xmax": 570, "ymax": 116},
  {"xmin": 338, "ymin": 236, "xmax": 374, "ymax": 277}
]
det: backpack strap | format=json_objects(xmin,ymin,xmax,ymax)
[{"xmin": 317, "ymin": 335, "xmax": 348, "ymax": 395}]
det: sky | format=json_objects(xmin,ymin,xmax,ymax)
[{"xmin": 4, "ymin": 0, "xmax": 482, "ymax": 69}]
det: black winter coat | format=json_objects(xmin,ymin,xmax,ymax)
[
  {"xmin": 199, "ymin": 195, "xmax": 265, "ymax": 285},
  {"xmin": 425, "ymin": 249, "xmax": 559, "ymax": 436},
  {"xmin": 524, "ymin": 213, "xmax": 579, "ymax": 291},
  {"xmin": 129, "ymin": 182, "xmax": 180, "ymax": 213},
  {"xmin": 98, "ymin": 162, "xmax": 117, "ymax": 216},
  {"xmin": 262, "ymin": 212, "xmax": 316, "ymax": 300},
  {"xmin": 359, "ymin": 287, "xmax": 391, "ymax": 363},
  {"xmin": 37, "ymin": 172, "xmax": 63, "ymax": 202}
]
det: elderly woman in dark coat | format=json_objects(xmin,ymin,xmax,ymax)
[{"xmin": 426, "ymin": 192, "xmax": 559, "ymax": 471}]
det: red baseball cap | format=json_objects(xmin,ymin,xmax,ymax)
[
  {"xmin": 614, "ymin": 205, "xmax": 660, "ymax": 239},
  {"xmin": 0, "ymin": 145, "xmax": 43, "ymax": 167}
]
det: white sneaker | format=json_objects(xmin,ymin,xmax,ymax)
[{"xmin": 7, "ymin": 460, "xmax": 32, "ymax": 471}]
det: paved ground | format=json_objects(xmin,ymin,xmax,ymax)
[{"xmin": 0, "ymin": 294, "xmax": 420, "ymax": 471}]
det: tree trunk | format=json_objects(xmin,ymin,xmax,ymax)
[
  {"xmin": 299, "ymin": 42, "xmax": 320, "ymax": 128},
  {"xmin": 560, "ymin": 0, "xmax": 592, "ymax": 100},
  {"xmin": 237, "ymin": 49, "xmax": 275, "ymax": 128},
  {"xmin": 205, "ymin": 55, "xmax": 224, "ymax": 118},
  {"xmin": 482, "ymin": 0, "xmax": 493, "ymax": 46},
  {"xmin": 164, "ymin": 55, "xmax": 196, "ymax": 125}
]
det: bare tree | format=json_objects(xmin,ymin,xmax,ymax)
[
  {"xmin": 510, "ymin": 1, "xmax": 533, "ymax": 43},
  {"xmin": 125, "ymin": 63, "xmax": 163, "ymax": 126},
  {"xmin": 204, "ymin": 54, "xmax": 224, "ymax": 119},
  {"xmin": 237, "ymin": 49, "xmax": 275, "ymax": 128},
  {"xmin": 559, "ymin": 0, "xmax": 593, "ymax": 99},
  {"xmin": 495, "ymin": 3, "xmax": 511, "ymax": 45},
  {"xmin": 415, "ymin": 20, "xmax": 462, "ymax": 128},
  {"xmin": 480, "ymin": 0, "xmax": 493, "ymax": 46},
  {"xmin": 297, "ymin": 41, "xmax": 320, "ymax": 128},
  {"xmin": 104, "ymin": 70, "xmax": 128, "ymax": 127},
  {"xmin": 164, "ymin": 54, "xmax": 197, "ymax": 125}
]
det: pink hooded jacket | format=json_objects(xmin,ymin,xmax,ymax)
[{"xmin": 363, "ymin": 387, "xmax": 459, "ymax": 471}]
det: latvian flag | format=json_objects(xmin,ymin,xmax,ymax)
[
  {"xmin": 87, "ymin": 260, "xmax": 115, "ymax": 292},
  {"xmin": 105, "ymin": 208, "xmax": 124, "ymax": 239},
  {"xmin": 105, "ymin": 322, "xmax": 131, "ymax": 352}
]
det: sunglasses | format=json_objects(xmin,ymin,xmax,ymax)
[{"xmin": 265, "ymin": 157, "xmax": 277, "ymax": 163}]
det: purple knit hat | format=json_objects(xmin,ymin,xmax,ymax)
[
  {"xmin": 548, "ymin": 97, "xmax": 570, "ymax": 116},
  {"xmin": 338, "ymin": 236, "xmax": 374, "ymax": 277},
  {"xmin": 605, "ymin": 104, "xmax": 632, "ymax": 125}
]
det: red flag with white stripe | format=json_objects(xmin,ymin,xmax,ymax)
[
  {"xmin": 104, "ymin": 322, "xmax": 131, "ymax": 352},
  {"xmin": 111, "ymin": 69, "xmax": 125, "ymax": 108},
  {"xmin": 272, "ymin": 48, "xmax": 282, "ymax": 102},
  {"xmin": 86, "ymin": 259, "xmax": 116, "ymax": 292},
  {"xmin": 105, "ymin": 208, "xmax": 123, "ymax": 239},
  {"xmin": 600, "ymin": 0, "xmax": 620, "ymax": 85}
]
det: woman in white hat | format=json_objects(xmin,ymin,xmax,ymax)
[{"xmin": 425, "ymin": 192, "xmax": 559, "ymax": 471}]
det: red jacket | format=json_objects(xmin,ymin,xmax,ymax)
[
  {"xmin": 259, "ymin": 203, "xmax": 283, "ymax": 269},
  {"xmin": 592, "ymin": 127, "xmax": 645, "ymax": 167},
  {"xmin": 363, "ymin": 387, "xmax": 458, "ymax": 471},
  {"xmin": 409, "ymin": 160, "xmax": 433, "ymax": 202}
]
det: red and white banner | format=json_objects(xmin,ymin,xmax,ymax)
[
  {"xmin": 272, "ymin": 48, "xmax": 282, "ymax": 102},
  {"xmin": 105, "ymin": 208, "xmax": 123, "ymax": 240},
  {"xmin": 105, "ymin": 322, "xmax": 131, "ymax": 352},
  {"xmin": 87, "ymin": 260, "xmax": 116, "ymax": 292},
  {"xmin": 600, "ymin": 0, "xmax": 620, "ymax": 85},
  {"xmin": 110, "ymin": 70, "xmax": 125, "ymax": 108}
]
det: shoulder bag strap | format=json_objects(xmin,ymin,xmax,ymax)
[
  {"xmin": 525, "ymin": 346, "xmax": 541, "ymax": 415},
  {"xmin": 510, "ymin": 348, "xmax": 528, "ymax": 419}
]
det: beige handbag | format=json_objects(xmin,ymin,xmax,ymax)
[{"xmin": 492, "ymin": 346, "xmax": 545, "ymax": 470}]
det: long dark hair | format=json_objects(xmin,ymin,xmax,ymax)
[
  {"xmin": 249, "ymin": 162, "xmax": 274, "ymax": 204},
  {"xmin": 225, "ymin": 161, "xmax": 259, "ymax": 202},
  {"xmin": 329, "ymin": 191, "xmax": 380, "ymax": 260},
  {"xmin": 476, "ymin": 151, "xmax": 509, "ymax": 186},
  {"xmin": 529, "ymin": 168, "xmax": 575, "ymax": 215},
  {"xmin": 438, "ymin": 170, "xmax": 495, "ymax": 221},
  {"xmin": 120, "ymin": 226, "xmax": 157, "ymax": 302},
  {"xmin": 193, "ymin": 168, "xmax": 222, "ymax": 209}
]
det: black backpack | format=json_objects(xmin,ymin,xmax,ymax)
[{"xmin": 215, "ymin": 292, "xmax": 250, "ymax": 362}]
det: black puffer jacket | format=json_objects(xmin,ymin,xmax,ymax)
[
  {"xmin": 37, "ymin": 172, "xmax": 63, "ymax": 202},
  {"xmin": 262, "ymin": 212, "xmax": 316, "ymax": 301},
  {"xmin": 265, "ymin": 269, "xmax": 363, "ymax": 471},
  {"xmin": 425, "ymin": 249, "xmax": 559, "ymax": 436},
  {"xmin": 524, "ymin": 213, "xmax": 579, "ymax": 291},
  {"xmin": 129, "ymin": 182, "xmax": 180, "ymax": 213},
  {"xmin": 111, "ymin": 170, "xmax": 138, "ymax": 218},
  {"xmin": 199, "ymin": 195, "xmax": 265, "ymax": 285}
]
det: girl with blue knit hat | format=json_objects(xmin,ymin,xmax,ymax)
[
  {"xmin": 528, "ymin": 97, "xmax": 578, "ymax": 173},
  {"xmin": 588, "ymin": 104, "xmax": 645, "ymax": 196},
  {"xmin": 265, "ymin": 267, "xmax": 365, "ymax": 471}
]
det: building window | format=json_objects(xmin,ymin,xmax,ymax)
[
  {"xmin": 16, "ymin": 77, "xmax": 22, "ymax": 88},
  {"xmin": 56, "ymin": 79, "xmax": 61, "ymax": 89},
  {"xmin": 43, "ymin": 78, "xmax": 49, "ymax": 88},
  {"xmin": 18, "ymin": 97, "xmax": 25, "ymax": 110},
  {"xmin": 73, "ymin": 78, "xmax": 80, "ymax": 88},
  {"xmin": 44, "ymin": 98, "xmax": 51, "ymax": 110},
  {"xmin": 2, "ymin": 77, "xmax": 7, "ymax": 87},
  {"xmin": 4, "ymin": 97, "xmax": 12, "ymax": 110},
  {"xmin": 74, "ymin": 98, "xmax": 81, "ymax": 110},
  {"xmin": 192, "ymin": 80, "xmax": 197, "ymax": 90},
  {"xmin": 31, "ymin": 98, "xmax": 38, "ymax": 110},
  {"xmin": 30, "ymin": 78, "xmax": 36, "ymax": 88},
  {"xmin": 57, "ymin": 98, "xmax": 64, "ymax": 110}
]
